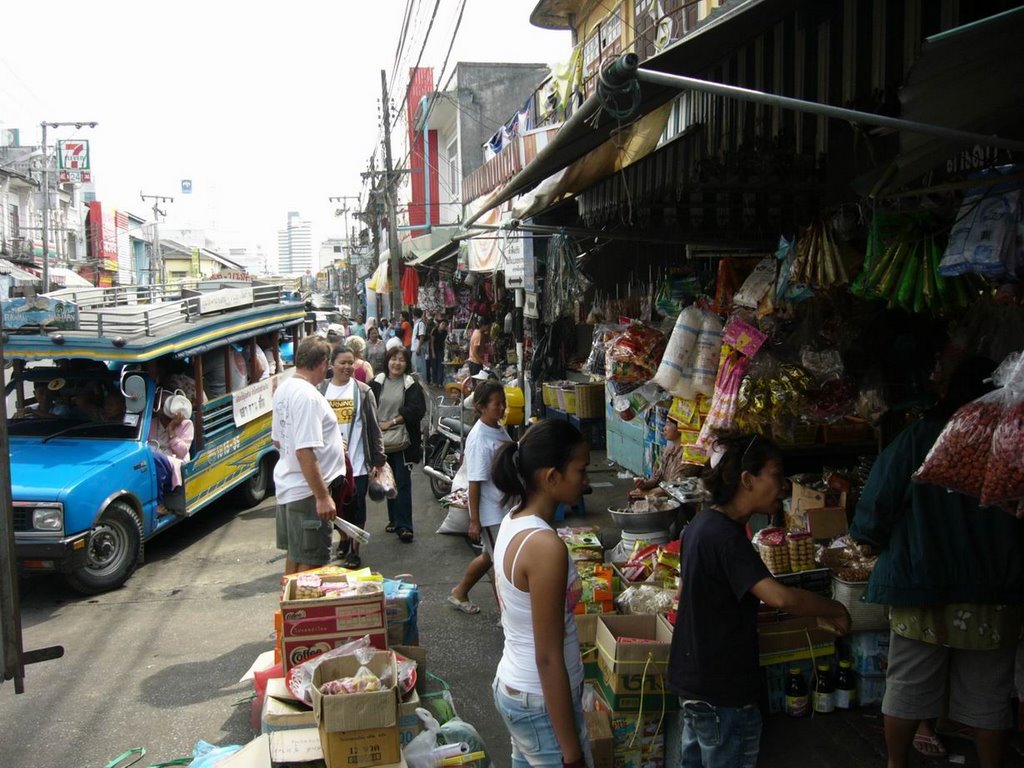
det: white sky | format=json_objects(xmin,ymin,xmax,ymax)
[{"xmin": 0, "ymin": 0, "xmax": 569, "ymax": 269}]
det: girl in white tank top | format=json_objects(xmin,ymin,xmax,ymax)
[{"xmin": 489, "ymin": 419, "xmax": 593, "ymax": 768}]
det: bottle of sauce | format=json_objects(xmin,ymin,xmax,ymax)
[
  {"xmin": 835, "ymin": 659, "xmax": 857, "ymax": 710},
  {"xmin": 784, "ymin": 667, "xmax": 809, "ymax": 717},
  {"xmin": 813, "ymin": 663, "xmax": 836, "ymax": 714}
]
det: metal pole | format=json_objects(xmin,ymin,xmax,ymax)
[
  {"xmin": 634, "ymin": 67, "xmax": 1024, "ymax": 153},
  {"xmin": 381, "ymin": 69, "xmax": 404, "ymax": 315},
  {"xmin": 40, "ymin": 122, "xmax": 49, "ymax": 292},
  {"xmin": 152, "ymin": 201, "xmax": 162, "ymax": 284}
]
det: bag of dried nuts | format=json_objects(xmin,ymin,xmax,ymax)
[{"xmin": 913, "ymin": 390, "xmax": 1005, "ymax": 499}]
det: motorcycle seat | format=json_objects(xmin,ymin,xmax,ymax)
[{"xmin": 440, "ymin": 417, "xmax": 474, "ymax": 433}]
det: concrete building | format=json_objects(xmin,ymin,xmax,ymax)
[{"xmin": 277, "ymin": 211, "xmax": 313, "ymax": 275}]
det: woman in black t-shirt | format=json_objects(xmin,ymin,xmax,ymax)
[
  {"xmin": 430, "ymin": 314, "xmax": 448, "ymax": 386},
  {"xmin": 668, "ymin": 433, "xmax": 850, "ymax": 768}
]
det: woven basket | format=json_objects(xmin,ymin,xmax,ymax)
[
  {"xmin": 542, "ymin": 383, "xmax": 559, "ymax": 407},
  {"xmin": 557, "ymin": 386, "xmax": 577, "ymax": 414},
  {"xmin": 832, "ymin": 576, "xmax": 888, "ymax": 631},
  {"xmin": 575, "ymin": 382, "xmax": 605, "ymax": 419}
]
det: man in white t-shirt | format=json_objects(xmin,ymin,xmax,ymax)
[
  {"xmin": 272, "ymin": 336, "xmax": 346, "ymax": 574},
  {"xmin": 411, "ymin": 308, "xmax": 428, "ymax": 381}
]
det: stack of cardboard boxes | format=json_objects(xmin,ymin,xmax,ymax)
[{"xmin": 246, "ymin": 569, "xmax": 431, "ymax": 768}]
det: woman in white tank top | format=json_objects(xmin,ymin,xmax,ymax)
[{"xmin": 489, "ymin": 419, "xmax": 593, "ymax": 768}]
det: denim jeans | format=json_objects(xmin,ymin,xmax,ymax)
[
  {"xmin": 679, "ymin": 700, "xmax": 761, "ymax": 768},
  {"xmin": 492, "ymin": 678, "xmax": 593, "ymax": 768},
  {"xmin": 432, "ymin": 354, "xmax": 445, "ymax": 386},
  {"xmin": 385, "ymin": 452, "xmax": 413, "ymax": 531}
]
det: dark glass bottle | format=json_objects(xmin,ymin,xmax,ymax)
[
  {"xmin": 835, "ymin": 659, "xmax": 857, "ymax": 709},
  {"xmin": 813, "ymin": 663, "xmax": 836, "ymax": 714},
  {"xmin": 784, "ymin": 667, "xmax": 809, "ymax": 717}
]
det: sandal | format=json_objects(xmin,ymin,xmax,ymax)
[
  {"xmin": 385, "ymin": 523, "xmax": 397, "ymax": 533},
  {"xmin": 912, "ymin": 734, "xmax": 948, "ymax": 758},
  {"xmin": 336, "ymin": 539, "xmax": 350, "ymax": 559},
  {"xmin": 343, "ymin": 552, "xmax": 362, "ymax": 569},
  {"xmin": 397, "ymin": 528, "xmax": 414, "ymax": 543},
  {"xmin": 447, "ymin": 594, "xmax": 480, "ymax": 614}
]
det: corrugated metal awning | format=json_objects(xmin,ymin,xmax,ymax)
[
  {"xmin": 872, "ymin": 5, "xmax": 1024, "ymax": 195},
  {"xmin": 0, "ymin": 259, "xmax": 40, "ymax": 283}
]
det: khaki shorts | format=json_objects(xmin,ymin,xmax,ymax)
[
  {"xmin": 480, "ymin": 524, "xmax": 502, "ymax": 559},
  {"xmin": 276, "ymin": 495, "xmax": 333, "ymax": 566},
  {"xmin": 882, "ymin": 631, "xmax": 1015, "ymax": 730}
]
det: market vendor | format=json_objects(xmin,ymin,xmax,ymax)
[
  {"xmin": 669, "ymin": 432, "xmax": 851, "ymax": 768},
  {"xmin": 631, "ymin": 416, "xmax": 686, "ymax": 498},
  {"xmin": 468, "ymin": 321, "xmax": 490, "ymax": 375},
  {"xmin": 849, "ymin": 356, "xmax": 1024, "ymax": 768}
]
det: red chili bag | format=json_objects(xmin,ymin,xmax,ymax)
[{"xmin": 913, "ymin": 392, "xmax": 1004, "ymax": 499}]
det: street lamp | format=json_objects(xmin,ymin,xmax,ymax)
[{"xmin": 40, "ymin": 120, "xmax": 98, "ymax": 291}]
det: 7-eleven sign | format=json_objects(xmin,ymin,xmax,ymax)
[{"xmin": 57, "ymin": 139, "xmax": 92, "ymax": 183}]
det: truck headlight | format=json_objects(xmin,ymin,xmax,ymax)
[{"xmin": 32, "ymin": 506, "xmax": 63, "ymax": 531}]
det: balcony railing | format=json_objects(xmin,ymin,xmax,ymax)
[{"xmin": 462, "ymin": 0, "xmax": 702, "ymax": 202}]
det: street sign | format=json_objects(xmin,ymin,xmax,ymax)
[{"xmin": 57, "ymin": 140, "xmax": 90, "ymax": 171}]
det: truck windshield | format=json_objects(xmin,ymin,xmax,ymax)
[{"xmin": 7, "ymin": 371, "xmax": 141, "ymax": 441}]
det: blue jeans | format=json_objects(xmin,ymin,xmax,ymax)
[
  {"xmin": 432, "ymin": 354, "xmax": 445, "ymax": 385},
  {"xmin": 492, "ymin": 679, "xmax": 592, "ymax": 768},
  {"xmin": 385, "ymin": 452, "xmax": 413, "ymax": 532},
  {"xmin": 413, "ymin": 351, "xmax": 428, "ymax": 380},
  {"xmin": 679, "ymin": 700, "xmax": 761, "ymax": 768}
]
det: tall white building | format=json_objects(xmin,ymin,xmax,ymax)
[{"xmin": 277, "ymin": 212, "xmax": 313, "ymax": 275}]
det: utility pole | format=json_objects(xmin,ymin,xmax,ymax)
[
  {"xmin": 39, "ymin": 121, "xmax": 97, "ymax": 291},
  {"xmin": 140, "ymin": 192, "xmax": 174, "ymax": 284},
  {"xmin": 380, "ymin": 69, "xmax": 404, "ymax": 316},
  {"xmin": 328, "ymin": 195, "xmax": 361, "ymax": 316}
]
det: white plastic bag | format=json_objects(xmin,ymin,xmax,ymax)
[{"xmin": 653, "ymin": 306, "xmax": 702, "ymax": 398}]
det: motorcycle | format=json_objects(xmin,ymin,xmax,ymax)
[{"xmin": 422, "ymin": 395, "xmax": 474, "ymax": 499}]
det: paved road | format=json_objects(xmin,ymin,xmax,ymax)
[{"xmin": 2, "ymin": 453, "xmax": 1022, "ymax": 768}]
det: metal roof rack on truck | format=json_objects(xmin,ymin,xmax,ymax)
[{"xmin": 13, "ymin": 281, "xmax": 288, "ymax": 339}]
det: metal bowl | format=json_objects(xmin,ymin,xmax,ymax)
[{"xmin": 607, "ymin": 505, "xmax": 680, "ymax": 533}]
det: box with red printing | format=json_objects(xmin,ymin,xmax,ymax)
[{"xmin": 279, "ymin": 577, "xmax": 388, "ymax": 672}]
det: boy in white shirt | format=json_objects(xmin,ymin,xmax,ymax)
[{"xmin": 447, "ymin": 381, "xmax": 511, "ymax": 614}]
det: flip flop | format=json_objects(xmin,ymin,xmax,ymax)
[
  {"xmin": 447, "ymin": 594, "xmax": 480, "ymax": 614},
  {"xmin": 397, "ymin": 528, "xmax": 414, "ymax": 543},
  {"xmin": 912, "ymin": 733, "xmax": 948, "ymax": 758},
  {"xmin": 385, "ymin": 523, "xmax": 397, "ymax": 533}
]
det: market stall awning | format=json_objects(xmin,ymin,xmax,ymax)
[
  {"xmin": 463, "ymin": 0, "xmax": 804, "ymax": 227},
  {"xmin": 0, "ymin": 259, "xmax": 40, "ymax": 284},
  {"xmin": 864, "ymin": 5, "xmax": 1024, "ymax": 196},
  {"xmin": 50, "ymin": 267, "xmax": 93, "ymax": 287},
  {"xmin": 404, "ymin": 226, "xmax": 459, "ymax": 268}
]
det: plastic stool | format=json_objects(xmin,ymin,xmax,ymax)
[{"xmin": 554, "ymin": 497, "xmax": 587, "ymax": 522}]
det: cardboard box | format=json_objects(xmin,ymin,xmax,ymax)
[
  {"xmin": 215, "ymin": 733, "xmax": 411, "ymax": 768},
  {"xmin": 595, "ymin": 674, "xmax": 678, "ymax": 713},
  {"xmin": 788, "ymin": 480, "xmax": 847, "ymax": 532},
  {"xmin": 846, "ymin": 630, "xmax": 890, "ymax": 677},
  {"xmin": 575, "ymin": 613, "xmax": 600, "ymax": 646},
  {"xmin": 609, "ymin": 710, "xmax": 666, "ymax": 767},
  {"xmin": 311, "ymin": 651, "xmax": 401, "ymax": 768},
  {"xmin": 385, "ymin": 580, "xmax": 420, "ymax": 647},
  {"xmin": 758, "ymin": 617, "xmax": 836, "ymax": 666},
  {"xmin": 398, "ymin": 689, "xmax": 423, "ymax": 748},
  {"xmin": 856, "ymin": 671, "xmax": 886, "ymax": 705},
  {"xmin": 260, "ymin": 686, "xmax": 323, "ymax": 764},
  {"xmin": 596, "ymin": 615, "xmax": 672, "ymax": 676},
  {"xmin": 806, "ymin": 506, "xmax": 849, "ymax": 539},
  {"xmin": 596, "ymin": 654, "xmax": 668, "ymax": 696},
  {"xmin": 585, "ymin": 710, "xmax": 614, "ymax": 768},
  {"xmin": 279, "ymin": 579, "xmax": 388, "ymax": 672}
]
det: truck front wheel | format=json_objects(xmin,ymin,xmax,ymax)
[{"xmin": 65, "ymin": 501, "xmax": 142, "ymax": 595}]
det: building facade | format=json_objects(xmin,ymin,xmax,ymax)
[{"xmin": 277, "ymin": 211, "xmax": 313, "ymax": 275}]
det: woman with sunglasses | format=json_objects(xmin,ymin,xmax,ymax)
[{"xmin": 668, "ymin": 433, "xmax": 851, "ymax": 768}]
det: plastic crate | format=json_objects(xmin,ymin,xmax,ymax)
[
  {"xmin": 570, "ymin": 414, "xmax": 606, "ymax": 450},
  {"xmin": 832, "ymin": 576, "xmax": 888, "ymax": 631}
]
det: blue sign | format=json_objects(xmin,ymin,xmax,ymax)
[
  {"xmin": 181, "ymin": 179, "xmax": 193, "ymax": 194},
  {"xmin": 2, "ymin": 296, "xmax": 79, "ymax": 330}
]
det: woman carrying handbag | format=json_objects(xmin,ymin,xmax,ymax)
[
  {"xmin": 319, "ymin": 344, "xmax": 387, "ymax": 567},
  {"xmin": 369, "ymin": 345, "xmax": 426, "ymax": 543}
]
